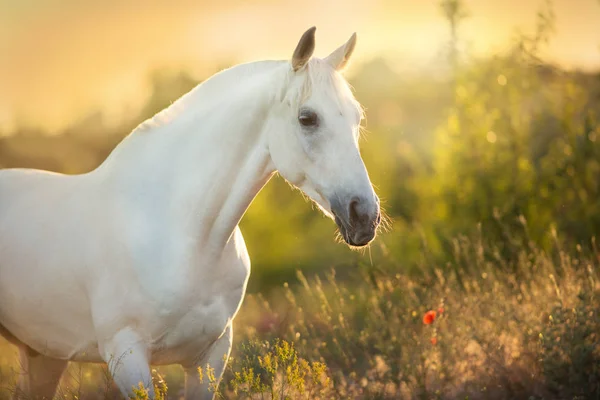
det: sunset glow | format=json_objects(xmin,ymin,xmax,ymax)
[{"xmin": 1, "ymin": 0, "xmax": 599, "ymax": 133}]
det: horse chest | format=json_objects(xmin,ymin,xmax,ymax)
[
  {"xmin": 149, "ymin": 285, "xmax": 244, "ymax": 365},
  {"xmin": 147, "ymin": 258, "xmax": 250, "ymax": 364},
  {"xmin": 92, "ymin": 226, "xmax": 251, "ymax": 365}
]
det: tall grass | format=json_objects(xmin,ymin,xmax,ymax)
[
  {"xmin": 1, "ymin": 223, "xmax": 598, "ymax": 399},
  {"xmin": 225, "ymin": 225, "xmax": 600, "ymax": 400}
]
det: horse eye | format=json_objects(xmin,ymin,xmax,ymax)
[{"xmin": 298, "ymin": 110, "xmax": 318, "ymax": 127}]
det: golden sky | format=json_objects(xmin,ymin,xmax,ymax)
[{"xmin": 1, "ymin": 0, "xmax": 599, "ymax": 133}]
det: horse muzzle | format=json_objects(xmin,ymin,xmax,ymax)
[{"xmin": 330, "ymin": 194, "xmax": 381, "ymax": 247}]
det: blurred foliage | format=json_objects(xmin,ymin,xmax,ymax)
[{"xmin": 0, "ymin": 1, "xmax": 599, "ymax": 291}]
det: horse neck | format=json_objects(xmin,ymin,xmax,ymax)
[{"xmin": 101, "ymin": 61, "xmax": 286, "ymax": 254}]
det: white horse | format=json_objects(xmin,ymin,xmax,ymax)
[{"xmin": 0, "ymin": 27, "xmax": 380, "ymax": 399}]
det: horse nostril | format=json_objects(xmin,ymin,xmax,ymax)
[{"xmin": 348, "ymin": 196, "xmax": 361, "ymax": 225}]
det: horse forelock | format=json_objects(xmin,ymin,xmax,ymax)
[{"xmin": 283, "ymin": 58, "xmax": 363, "ymax": 121}]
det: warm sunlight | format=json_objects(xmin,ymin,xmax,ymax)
[
  {"xmin": 1, "ymin": 1, "xmax": 600, "ymax": 398},
  {"xmin": 1, "ymin": 0, "xmax": 599, "ymax": 133}
]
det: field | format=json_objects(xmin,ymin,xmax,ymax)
[
  {"xmin": 1, "ymin": 0, "xmax": 600, "ymax": 399},
  {"xmin": 0, "ymin": 228, "xmax": 599, "ymax": 399}
]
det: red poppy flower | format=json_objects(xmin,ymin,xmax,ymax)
[
  {"xmin": 438, "ymin": 307, "xmax": 445, "ymax": 315},
  {"xmin": 430, "ymin": 337, "xmax": 438, "ymax": 345},
  {"xmin": 423, "ymin": 310, "xmax": 437, "ymax": 325}
]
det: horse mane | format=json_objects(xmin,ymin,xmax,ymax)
[
  {"xmin": 131, "ymin": 58, "xmax": 363, "ymax": 136},
  {"xmin": 132, "ymin": 61, "xmax": 287, "ymax": 135}
]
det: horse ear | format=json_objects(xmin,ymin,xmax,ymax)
[
  {"xmin": 325, "ymin": 32, "xmax": 357, "ymax": 71},
  {"xmin": 291, "ymin": 26, "xmax": 316, "ymax": 71}
]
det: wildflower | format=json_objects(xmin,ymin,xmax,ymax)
[
  {"xmin": 438, "ymin": 307, "xmax": 445, "ymax": 315},
  {"xmin": 430, "ymin": 337, "xmax": 438, "ymax": 345},
  {"xmin": 423, "ymin": 310, "xmax": 437, "ymax": 325}
]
